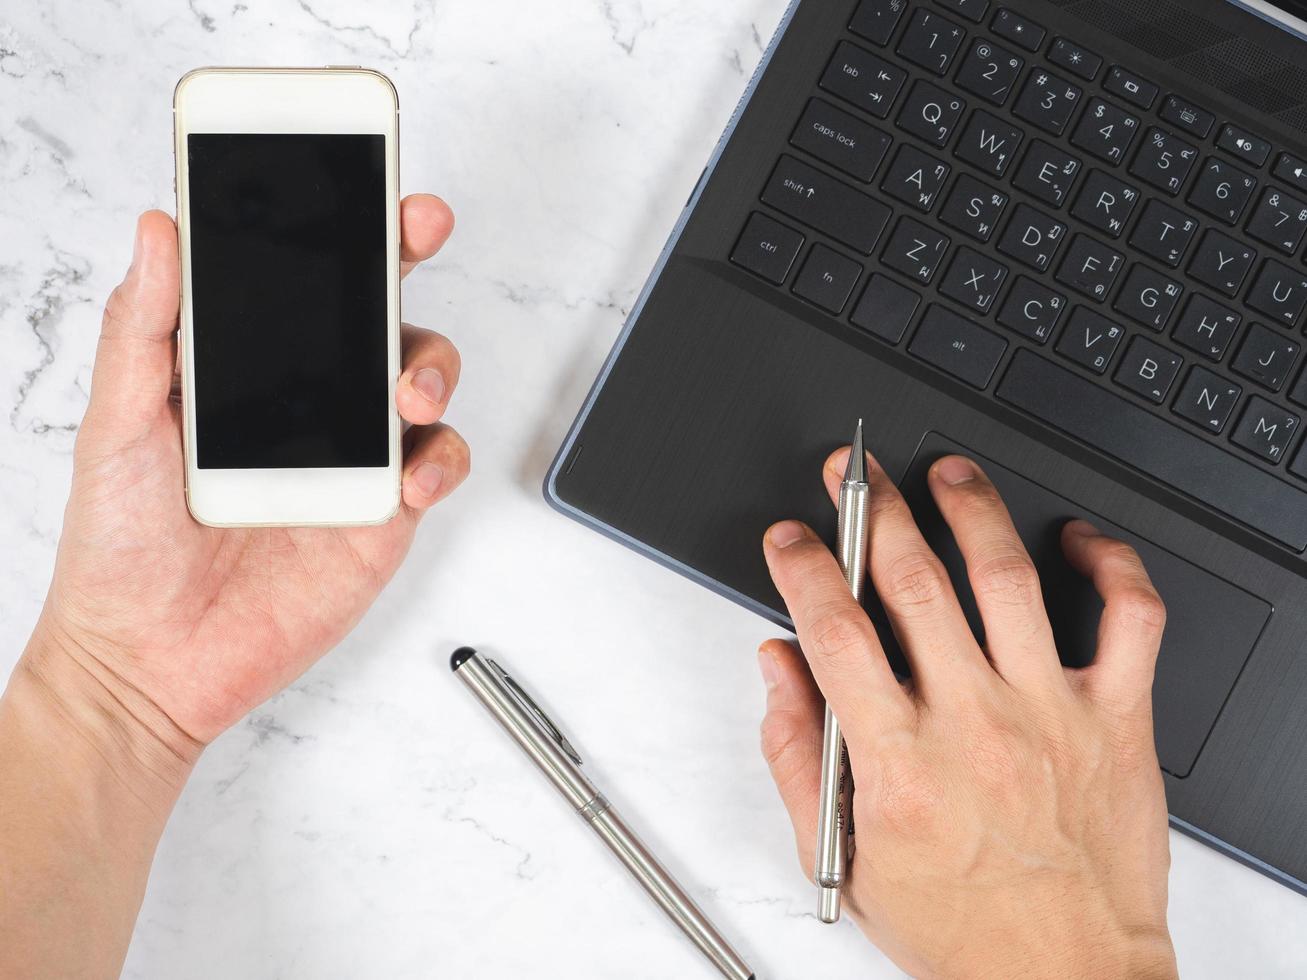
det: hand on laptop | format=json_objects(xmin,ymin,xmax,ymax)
[
  {"xmin": 757, "ymin": 449, "xmax": 1178, "ymax": 979},
  {"xmin": 0, "ymin": 197, "xmax": 467, "ymax": 978}
]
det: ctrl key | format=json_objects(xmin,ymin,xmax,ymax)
[{"xmin": 730, "ymin": 212, "xmax": 804, "ymax": 284}]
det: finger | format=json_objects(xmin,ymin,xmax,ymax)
[
  {"xmin": 400, "ymin": 194, "xmax": 455, "ymax": 280},
  {"xmin": 757, "ymin": 639, "xmax": 825, "ymax": 877},
  {"xmin": 822, "ymin": 449, "xmax": 989, "ymax": 701},
  {"xmin": 763, "ymin": 520, "xmax": 913, "ymax": 743},
  {"xmin": 397, "ymin": 324, "xmax": 461, "ymax": 426},
  {"xmin": 926, "ymin": 456, "xmax": 1066, "ymax": 694},
  {"xmin": 401, "ymin": 423, "xmax": 471, "ymax": 514},
  {"xmin": 1061, "ymin": 521, "xmax": 1166, "ymax": 718},
  {"xmin": 85, "ymin": 211, "xmax": 180, "ymax": 439}
]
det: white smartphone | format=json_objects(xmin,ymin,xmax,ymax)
[{"xmin": 173, "ymin": 68, "xmax": 401, "ymax": 527}]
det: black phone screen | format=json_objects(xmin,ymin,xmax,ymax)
[{"xmin": 187, "ymin": 133, "xmax": 389, "ymax": 469}]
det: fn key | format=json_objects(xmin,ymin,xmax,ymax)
[
  {"xmin": 730, "ymin": 212, "xmax": 803, "ymax": 284},
  {"xmin": 909, "ymin": 305, "xmax": 1008, "ymax": 388}
]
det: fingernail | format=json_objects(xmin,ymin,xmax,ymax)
[
  {"xmin": 935, "ymin": 456, "xmax": 976, "ymax": 485},
  {"xmin": 411, "ymin": 368, "xmax": 446, "ymax": 406},
  {"xmin": 411, "ymin": 461, "xmax": 444, "ymax": 498},
  {"xmin": 1067, "ymin": 519, "xmax": 1099, "ymax": 537},
  {"xmin": 768, "ymin": 520, "xmax": 806, "ymax": 548},
  {"xmin": 757, "ymin": 647, "xmax": 781, "ymax": 692}
]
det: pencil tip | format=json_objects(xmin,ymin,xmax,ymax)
[{"xmin": 844, "ymin": 420, "xmax": 867, "ymax": 484}]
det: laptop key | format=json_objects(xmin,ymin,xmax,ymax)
[
  {"xmin": 820, "ymin": 42, "xmax": 906, "ymax": 120},
  {"xmin": 882, "ymin": 144, "xmax": 951, "ymax": 212},
  {"xmin": 1188, "ymin": 158, "xmax": 1257, "ymax": 225},
  {"xmin": 851, "ymin": 274, "xmax": 921, "ymax": 344},
  {"xmin": 1187, "ymin": 230, "xmax": 1256, "ymax": 298},
  {"xmin": 790, "ymin": 99, "xmax": 892, "ymax": 183},
  {"xmin": 1246, "ymin": 260, "xmax": 1307, "ymax": 328},
  {"xmin": 1160, "ymin": 95, "xmax": 1215, "ymax": 139},
  {"xmin": 897, "ymin": 9, "xmax": 967, "ymax": 76},
  {"xmin": 955, "ymin": 38, "xmax": 1024, "ymax": 105},
  {"xmin": 1070, "ymin": 170, "xmax": 1139, "ymax": 238},
  {"xmin": 897, "ymin": 80, "xmax": 966, "ymax": 146},
  {"xmin": 730, "ymin": 212, "xmax": 804, "ymax": 284},
  {"xmin": 940, "ymin": 247, "xmax": 1008, "ymax": 313},
  {"xmin": 882, "ymin": 217, "xmax": 950, "ymax": 284},
  {"xmin": 1230, "ymin": 396, "xmax": 1298, "ymax": 463},
  {"xmin": 909, "ymin": 305, "xmax": 1008, "ymax": 387},
  {"xmin": 1130, "ymin": 127, "xmax": 1199, "ymax": 196},
  {"xmin": 1173, "ymin": 366, "xmax": 1241, "ymax": 433},
  {"xmin": 940, "ymin": 173, "xmax": 1009, "ymax": 241},
  {"xmin": 1246, "ymin": 187, "xmax": 1307, "ymax": 255},
  {"xmin": 998, "ymin": 203, "xmax": 1066, "ymax": 271},
  {"xmin": 997, "ymin": 350, "xmax": 1307, "ymax": 551},
  {"xmin": 1013, "ymin": 69, "xmax": 1081, "ymax": 135},
  {"xmin": 1115, "ymin": 336, "xmax": 1183, "ymax": 403},
  {"xmin": 1011, "ymin": 140, "xmax": 1081, "ymax": 207},
  {"xmin": 955, "ymin": 110, "xmax": 1023, "ymax": 177},
  {"xmin": 1130, "ymin": 199, "xmax": 1198, "ymax": 268},
  {"xmin": 1114, "ymin": 265, "xmax": 1183, "ymax": 331},
  {"xmin": 1217, "ymin": 124, "xmax": 1271, "ymax": 168},
  {"xmin": 1056, "ymin": 306, "xmax": 1124, "ymax": 373},
  {"xmin": 991, "ymin": 8, "xmax": 1045, "ymax": 52},
  {"xmin": 1047, "ymin": 37, "xmax": 1101, "ymax": 81},
  {"xmin": 1055, "ymin": 234, "xmax": 1124, "ymax": 301},
  {"xmin": 762, "ymin": 156, "xmax": 891, "ymax": 255},
  {"xmin": 997, "ymin": 276, "xmax": 1065, "ymax": 342},
  {"xmin": 793, "ymin": 244, "xmax": 863, "ymax": 314},
  {"xmin": 1070, "ymin": 98, "xmax": 1139, "ymax": 165},
  {"xmin": 1273, "ymin": 152, "xmax": 1307, "ymax": 194},
  {"xmin": 936, "ymin": 0, "xmax": 990, "ymax": 23},
  {"xmin": 1103, "ymin": 66, "xmax": 1158, "ymax": 109},
  {"xmin": 1232, "ymin": 323, "xmax": 1300, "ymax": 392},
  {"xmin": 850, "ymin": 0, "xmax": 909, "ymax": 46},
  {"xmin": 1173, "ymin": 295, "xmax": 1241, "ymax": 361}
]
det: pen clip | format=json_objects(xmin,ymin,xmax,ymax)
[{"xmin": 487, "ymin": 659, "xmax": 584, "ymax": 766}]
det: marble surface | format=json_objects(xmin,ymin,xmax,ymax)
[{"xmin": 2, "ymin": 1, "xmax": 1306, "ymax": 977}]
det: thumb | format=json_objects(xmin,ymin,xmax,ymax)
[
  {"xmin": 757, "ymin": 639, "xmax": 825, "ymax": 879},
  {"xmin": 85, "ymin": 210, "xmax": 180, "ymax": 439}
]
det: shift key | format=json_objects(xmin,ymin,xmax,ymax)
[
  {"xmin": 909, "ymin": 305, "xmax": 1009, "ymax": 388},
  {"xmin": 761, "ymin": 155, "xmax": 891, "ymax": 255}
]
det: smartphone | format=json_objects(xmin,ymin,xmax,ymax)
[{"xmin": 173, "ymin": 68, "xmax": 401, "ymax": 527}]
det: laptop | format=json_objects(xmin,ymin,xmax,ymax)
[{"xmin": 547, "ymin": 0, "xmax": 1307, "ymax": 896}]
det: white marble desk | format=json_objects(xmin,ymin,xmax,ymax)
[{"xmin": 1, "ymin": 1, "xmax": 1304, "ymax": 976}]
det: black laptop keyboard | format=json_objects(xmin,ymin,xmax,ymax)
[{"xmin": 730, "ymin": 0, "xmax": 1307, "ymax": 553}]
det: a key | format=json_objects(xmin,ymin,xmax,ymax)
[
  {"xmin": 1070, "ymin": 170, "xmax": 1139, "ymax": 238},
  {"xmin": 850, "ymin": 0, "xmax": 909, "ymax": 46},
  {"xmin": 997, "ymin": 203, "xmax": 1066, "ymax": 271},
  {"xmin": 955, "ymin": 38, "xmax": 1023, "ymax": 105},
  {"xmin": 1011, "ymin": 140, "xmax": 1080, "ymax": 207},
  {"xmin": 1230, "ymin": 396, "xmax": 1299, "ymax": 463},
  {"xmin": 820, "ymin": 42, "xmax": 907, "ymax": 119},
  {"xmin": 1159, "ymin": 96, "xmax": 1215, "ymax": 139},
  {"xmin": 881, "ymin": 144, "xmax": 951, "ymax": 212},
  {"xmin": 1232, "ymin": 322, "xmax": 1301, "ymax": 391},
  {"xmin": 1055, "ymin": 234, "xmax": 1124, "ymax": 301},
  {"xmin": 1114, "ymin": 265, "xmax": 1183, "ymax": 331},
  {"xmin": 761, "ymin": 156, "xmax": 892, "ymax": 255},
  {"xmin": 897, "ymin": 9, "xmax": 966, "ymax": 75},
  {"xmin": 1114, "ymin": 336, "xmax": 1183, "ymax": 403},
  {"xmin": 940, "ymin": 173, "xmax": 1009, "ymax": 241},
  {"xmin": 851, "ymin": 274, "xmax": 922, "ymax": 344},
  {"xmin": 1056, "ymin": 306, "xmax": 1125, "ymax": 373},
  {"xmin": 1187, "ymin": 230, "xmax": 1256, "ymax": 298},
  {"xmin": 1247, "ymin": 260, "xmax": 1307, "ymax": 328},
  {"xmin": 881, "ymin": 217, "xmax": 950, "ymax": 283},
  {"xmin": 730, "ymin": 212, "xmax": 804, "ymax": 284},
  {"xmin": 940, "ymin": 247, "xmax": 1008, "ymax": 313},
  {"xmin": 1172, "ymin": 366, "xmax": 1241, "ymax": 433},
  {"xmin": 897, "ymin": 81, "xmax": 966, "ymax": 147},
  {"xmin": 909, "ymin": 305, "xmax": 1009, "ymax": 387},
  {"xmin": 1246, "ymin": 187, "xmax": 1307, "ymax": 254},
  {"xmin": 1047, "ymin": 37, "xmax": 1101, "ymax": 81},
  {"xmin": 955, "ymin": 110, "xmax": 1023, "ymax": 177},
  {"xmin": 790, "ymin": 99, "xmax": 893, "ymax": 183},
  {"xmin": 935, "ymin": 0, "xmax": 990, "ymax": 23},
  {"xmin": 1103, "ymin": 65, "xmax": 1158, "ymax": 109},
  {"xmin": 1070, "ymin": 98, "xmax": 1139, "ymax": 165},
  {"xmin": 991, "ymin": 8, "xmax": 1045, "ymax": 51},
  {"xmin": 1173, "ymin": 295, "xmax": 1241, "ymax": 361},
  {"xmin": 1188, "ymin": 158, "xmax": 1257, "ymax": 225},
  {"xmin": 1013, "ymin": 68, "xmax": 1081, "ymax": 135},
  {"xmin": 1273, "ymin": 152, "xmax": 1307, "ymax": 195},
  {"xmin": 1217, "ymin": 124, "xmax": 1271, "ymax": 168},
  {"xmin": 1129, "ymin": 200, "xmax": 1198, "ymax": 268},
  {"xmin": 793, "ymin": 244, "xmax": 863, "ymax": 314},
  {"xmin": 1130, "ymin": 127, "xmax": 1199, "ymax": 196},
  {"xmin": 997, "ymin": 276, "xmax": 1065, "ymax": 342}
]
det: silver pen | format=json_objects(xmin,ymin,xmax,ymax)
[
  {"xmin": 815, "ymin": 420, "xmax": 870, "ymax": 924},
  {"xmin": 450, "ymin": 648, "xmax": 755, "ymax": 980}
]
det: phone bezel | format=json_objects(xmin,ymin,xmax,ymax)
[{"xmin": 173, "ymin": 68, "xmax": 402, "ymax": 527}]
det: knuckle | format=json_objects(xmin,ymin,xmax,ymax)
[
  {"xmin": 969, "ymin": 550, "xmax": 1042, "ymax": 608},
  {"xmin": 1100, "ymin": 538, "xmax": 1144, "ymax": 571},
  {"xmin": 879, "ymin": 551, "xmax": 951, "ymax": 611},
  {"xmin": 759, "ymin": 710, "xmax": 816, "ymax": 773},
  {"xmin": 874, "ymin": 756, "xmax": 944, "ymax": 832},
  {"xmin": 805, "ymin": 603, "xmax": 872, "ymax": 669},
  {"xmin": 1114, "ymin": 586, "xmax": 1167, "ymax": 633}
]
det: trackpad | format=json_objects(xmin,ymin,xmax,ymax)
[{"xmin": 886, "ymin": 433, "xmax": 1271, "ymax": 778}]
